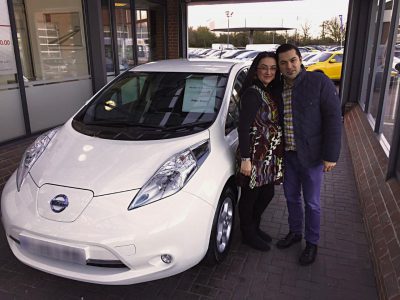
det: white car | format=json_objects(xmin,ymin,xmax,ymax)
[
  {"xmin": 235, "ymin": 50, "xmax": 262, "ymax": 61},
  {"xmin": 1, "ymin": 59, "xmax": 251, "ymax": 285}
]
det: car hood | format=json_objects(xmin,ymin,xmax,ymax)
[{"xmin": 30, "ymin": 123, "xmax": 210, "ymax": 195}]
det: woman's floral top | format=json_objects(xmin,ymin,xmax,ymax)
[{"xmin": 236, "ymin": 85, "xmax": 284, "ymax": 188}]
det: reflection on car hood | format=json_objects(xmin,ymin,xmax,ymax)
[{"xmin": 30, "ymin": 123, "xmax": 210, "ymax": 195}]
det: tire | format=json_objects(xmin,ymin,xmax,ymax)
[{"xmin": 203, "ymin": 185, "xmax": 236, "ymax": 265}]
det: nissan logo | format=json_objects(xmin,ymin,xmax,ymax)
[{"xmin": 50, "ymin": 194, "xmax": 69, "ymax": 213}]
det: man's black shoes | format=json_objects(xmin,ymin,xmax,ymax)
[
  {"xmin": 299, "ymin": 242, "xmax": 318, "ymax": 265},
  {"xmin": 276, "ymin": 232, "xmax": 302, "ymax": 249}
]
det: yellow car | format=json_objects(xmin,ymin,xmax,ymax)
[{"xmin": 304, "ymin": 51, "xmax": 343, "ymax": 81}]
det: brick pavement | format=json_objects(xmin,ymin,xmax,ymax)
[{"xmin": 0, "ymin": 131, "xmax": 378, "ymax": 300}]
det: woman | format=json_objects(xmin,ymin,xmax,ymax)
[{"xmin": 236, "ymin": 52, "xmax": 284, "ymax": 251}]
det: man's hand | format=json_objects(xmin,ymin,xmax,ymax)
[
  {"xmin": 323, "ymin": 160, "xmax": 336, "ymax": 172},
  {"xmin": 240, "ymin": 160, "xmax": 252, "ymax": 176}
]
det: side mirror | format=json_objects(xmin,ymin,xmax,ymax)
[
  {"xmin": 329, "ymin": 59, "xmax": 337, "ymax": 63},
  {"xmin": 395, "ymin": 63, "xmax": 400, "ymax": 72}
]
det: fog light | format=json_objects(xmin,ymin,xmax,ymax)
[{"xmin": 161, "ymin": 254, "xmax": 173, "ymax": 264}]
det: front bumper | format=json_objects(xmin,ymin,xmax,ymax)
[{"xmin": 1, "ymin": 173, "xmax": 214, "ymax": 285}]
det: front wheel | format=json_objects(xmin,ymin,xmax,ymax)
[{"xmin": 203, "ymin": 185, "xmax": 236, "ymax": 265}]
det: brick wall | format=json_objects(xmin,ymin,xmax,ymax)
[
  {"xmin": 345, "ymin": 104, "xmax": 400, "ymax": 300},
  {"xmin": 166, "ymin": 0, "xmax": 180, "ymax": 59},
  {"xmin": 153, "ymin": 6, "xmax": 165, "ymax": 60}
]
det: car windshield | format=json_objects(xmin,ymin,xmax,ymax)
[
  {"xmin": 307, "ymin": 52, "xmax": 333, "ymax": 63},
  {"xmin": 302, "ymin": 53, "xmax": 318, "ymax": 61},
  {"xmin": 72, "ymin": 71, "xmax": 228, "ymax": 140}
]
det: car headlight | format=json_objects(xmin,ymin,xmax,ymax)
[
  {"xmin": 16, "ymin": 128, "xmax": 59, "ymax": 191},
  {"xmin": 128, "ymin": 139, "xmax": 210, "ymax": 210}
]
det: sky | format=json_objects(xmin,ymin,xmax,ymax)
[{"xmin": 188, "ymin": 0, "xmax": 349, "ymax": 38}]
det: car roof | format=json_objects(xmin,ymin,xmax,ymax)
[
  {"xmin": 130, "ymin": 59, "xmax": 249, "ymax": 74},
  {"xmin": 312, "ymin": 51, "xmax": 343, "ymax": 57},
  {"xmin": 325, "ymin": 51, "xmax": 344, "ymax": 55}
]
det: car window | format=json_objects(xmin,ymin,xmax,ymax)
[
  {"xmin": 308, "ymin": 52, "xmax": 332, "ymax": 63},
  {"xmin": 333, "ymin": 54, "xmax": 343, "ymax": 63},
  {"xmin": 107, "ymin": 76, "xmax": 146, "ymax": 106},
  {"xmin": 73, "ymin": 71, "xmax": 228, "ymax": 140},
  {"xmin": 302, "ymin": 53, "xmax": 317, "ymax": 62},
  {"xmin": 225, "ymin": 68, "xmax": 247, "ymax": 135}
]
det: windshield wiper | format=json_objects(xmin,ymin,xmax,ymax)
[
  {"xmin": 81, "ymin": 119, "xmax": 213, "ymax": 131},
  {"xmin": 84, "ymin": 120, "xmax": 165, "ymax": 129},
  {"xmin": 163, "ymin": 121, "xmax": 213, "ymax": 131}
]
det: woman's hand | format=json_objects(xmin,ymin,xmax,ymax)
[
  {"xmin": 323, "ymin": 160, "xmax": 337, "ymax": 172},
  {"xmin": 240, "ymin": 160, "xmax": 252, "ymax": 176}
]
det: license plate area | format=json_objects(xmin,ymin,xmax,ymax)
[{"xmin": 19, "ymin": 233, "xmax": 87, "ymax": 265}]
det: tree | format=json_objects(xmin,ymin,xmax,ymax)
[
  {"xmin": 188, "ymin": 26, "xmax": 217, "ymax": 48},
  {"xmin": 300, "ymin": 21, "xmax": 312, "ymax": 43},
  {"xmin": 320, "ymin": 21, "xmax": 327, "ymax": 40},
  {"xmin": 324, "ymin": 17, "xmax": 345, "ymax": 43}
]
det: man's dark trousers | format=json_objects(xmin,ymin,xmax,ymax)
[{"xmin": 283, "ymin": 151, "xmax": 324, "ymax": 245}]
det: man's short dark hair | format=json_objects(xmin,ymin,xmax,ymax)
[{"xmin": 276, "ymin": 43, "xmax": 301, "ymax": 60}]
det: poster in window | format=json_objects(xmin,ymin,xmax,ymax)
[
  {"xmin": 0, "ymin": 0, "xmax": 17, "ymax": 75},
  {"xmin": 182, "ymin": 76, "xmax": 217, "ymax": 113}
]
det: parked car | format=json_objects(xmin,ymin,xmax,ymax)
[
  {"xmin": 221, "ymin": 49, "xmax": 250, "ymax": 59},
  {"xmin": 301, "ymin": 52, "xmax": 319, "ymax": 62},
  {"xmin": 189, "ymin": 48, "xmax": 213, "ymax": 58},
  {"xmin": 199, "ymin": 49, "xmax": 222, "ymax": 58},
  {"xmin": 206, "ymin": 49, "xmax": 227, "ymax": 58},
  {"xmin": 1, "ymin": 59, "xmax": 252, "ymax": 285},
  {"xmin": 298, "ymin": 46, "xmax": 312, "ymax": 54},
  {"xmin": 328, "ymin": 45, "xmax": 344, "ymax": 52},
  {"xmin": 304, "ymin": 51, "xmax": 343, "ymax": 81},
  {"xmin": 235, "ymin": 50, "xmax": 262, "ymax": 61}
]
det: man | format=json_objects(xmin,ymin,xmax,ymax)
[{"xmin": 275, "ymin": 44, "xmax": 342, "ymax": 265}]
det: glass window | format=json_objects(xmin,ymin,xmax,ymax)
[
  {"xmin": 384, "ymin": 72, "xmax": 399, "ymax": 145},
  {"xmin": 13, "ymin": 0, "xmax": 89, "ymax": 82},
  {"xmin": 115, "ymin": 0, "xmax": 134, "ymax": 71},
  {"xmin": 397, "ymin": 148, "xmax": 400, "ymax": 179},
  {"xmin": 0, "ymin": 1, "xmax": 19, "ymax": 86},
  {"xmin": 382, "ymin": 16, "xmax": 400, "ymax": 145},
  {"xmin": 72, "ymin": 71, "xmax": 228, "ymax": 140},
  {"xmin": 0, "ymin": 0, "xmax": 18, "ymax": 86},
  {"xmin": 369, "ymin": 0, "xmax": 393, "ymax": 121},
  {"xmin": 135, "ymin": 0, "xmax": 165, "ymax": 64},
  {"xmin": 102, "ymin": 0, "xmax": 114, "ymax": 74},
  {"xmin": 136, "ymin": 10, "xmax": 149, "ymax": 64},
  {"xmin": 226, "ymin": 69, "xmax": 247, "ymax": 134},
  {"xmin": 333, "ymin": 54, "xmax": 343, "ymax": 63},
  {"xmin": 13, "ymin": 0, "xmax": 34, "ymax": 82}
]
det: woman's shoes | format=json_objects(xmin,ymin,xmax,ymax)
[
  {"xmin": 242, "ymin": 225, "xmax": 272, "ymax": 251},
  {"xmin": 257, "ymin": 228, "xmax": 272, "ymax": 243}
]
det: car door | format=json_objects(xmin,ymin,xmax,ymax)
[{"xmin": 327, "ymin": 53, "xmax": 343, "ymax": 80}]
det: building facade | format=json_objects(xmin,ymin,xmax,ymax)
[{"xmin": 1, "ymin": 0, "xmax": 400, "ymax": 298}]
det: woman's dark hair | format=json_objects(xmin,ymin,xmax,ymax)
[{"xmin": 240, "ymin": 51, "xmax": 280, "ymax": 96}]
